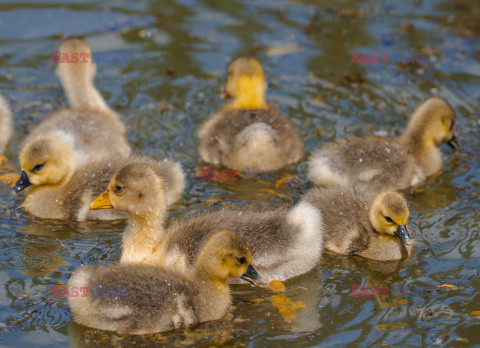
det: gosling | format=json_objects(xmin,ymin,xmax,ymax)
[
  {"xmin": 308, "ymin": 97, "xmax": 458, "ymax": 192},
  {"xmin": 303, "ymin": 187, "xmax": 413, "ymax": 261},
  {"xmin": 16, "ymin": 156, "xmax": 184, "ymax": 221},
  {"xmin": 68, "ymin": 230, "xmax": 260, "ymax": 334},
  {"xmin": 90, "ymin": 162, "xmax": 323, "ymax": 283},
  {"xmin": 197, "ymin": 57, "xmax": 303, "ymax": 170},
  {"xmin": 15, "ymin": 38, "xmax": 130, "ymax": 193}
]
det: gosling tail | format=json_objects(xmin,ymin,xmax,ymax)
[
  {"xmin": 234, "ymin": 122, "xmax": 279, "ymax": 170},
  {"xmin": 67, "ymin": 265, "xmax": 94, "ymax": 318}
]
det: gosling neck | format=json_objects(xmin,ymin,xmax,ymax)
[
  {"xmin": 120, "ymin": 208, "xmax": 166, "ymax": 264},
  {"xmin": 398, "ymin": 123, "xmax": 435, "ymax": 151},
  {"xmin": 397, "ymin": 103, "xmax": 441, "ymax": 159},
  {"xmin": 398, "ymin": 126, "xmax": 442, "ymax": 176},
  {"xmin": 228, "ymin": 76, "xmax": 267, "ymax": 110},
  {"xmin": 59, "ymin": 63, "xmax": 110, "ymax": 113},
  {"xmin": 368, "ymin": 202, "xmax": 382, "ymax": 234},
  {"xmin": 361, "ymin": 233, "xmax": 412, "ymax": 260},
  {"xmin": 193, "ymin": 262, "xmax": 231, "ymax": 321}
]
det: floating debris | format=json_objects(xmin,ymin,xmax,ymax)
[
  {"xmin": 267, "ymin": 280, "xmax": 286, "ymax": 293},
  {"xmin": 270, "ymin": 295, "xmax": 306, "ymax": 324},
  {"xmin": 0, "ymin": 173, "xmax": 20, "ymax": 187},
  {"xmin": 374, "ymin": 322, "xmax": 408, "ymax": 331},
  {"xmin": 265, "ymin": 44, "xmax": 300, "ymax": 57}
]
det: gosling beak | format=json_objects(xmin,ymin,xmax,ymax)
[
  {"xmin": 13, "ymin": 171, "xmax": 32, "ymax": 193},
  {"xmin": 394, "ymin": 225, "xmax": 413, "ymax": 245},
  {"xmin": 90, "ymin": 190, "xmax": 114, "ymax": 210},
  {"xmin": 220, "ymin": 86, "xmax": 231, "ymax": 100},
  {"xmin": 447, "ymin": 134, "xmax": 459, "ymax": 150},
  {"xmin": 240, "ymin": 264, "xmax": 261, "ymax": 285}
]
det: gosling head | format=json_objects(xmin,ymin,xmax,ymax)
[
  {"xmin": 369, "ymin": 191, "xmax": 412, "ymax": 245},
  {"xmin": 223, "ymin": 57, "xmax": 267, "ymax": 109},
  {"xmin": 197, "ymin": 230, "xmax": 261, "ymax": 285},
  {"xmin": 408, "ymin": 97, "xmax": 458, "ymax": 150},
  {"xmin": 14, "ymin": 135, "xmax": 74, "ymax": 193},
  {"xmin": 90, "ymin": 163, "xmax": 166, "ymax": 218}
]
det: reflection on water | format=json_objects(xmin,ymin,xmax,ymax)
[{"xmin": 0, "ymin": 0, "xmax": 479, "ymax": 346}]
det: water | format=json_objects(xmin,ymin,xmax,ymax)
[{"xmin": 0, "ymin": 0, "xmax": 479, "ymax": 346}]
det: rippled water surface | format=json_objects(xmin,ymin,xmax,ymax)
[{"xmin": 0, "ymin": 0, "xmax": 479, "ymax": 346}]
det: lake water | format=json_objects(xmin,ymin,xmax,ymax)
[{"xmin": 0, "ymin": 0, "xmax": 479, "ymax": 346}]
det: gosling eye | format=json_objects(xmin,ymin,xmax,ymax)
[
  {"xmin": 385, "ymin": 216, "xmax": 394, "ymax": 223},
  {"xmin": 449, "ymin": 119, "xmax": 455, "ymax": 131},
  {"xmin": 113, "ymin": 185, "xmax": 123, "ymax": 193},
  {"xmin": 237, "ymin": 257, "xmax": 246, "ymax": 265},
  {"xmin": 31, "ymin": 163, "xmax": 45, "ymax": 173}
]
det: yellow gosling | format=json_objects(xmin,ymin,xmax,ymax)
[
  {"xmin": 68, "ymin": 230, "xmax": 260, "ymax": 335},
  {"xmin": 224, "ymin": 57, "xmax": 267, "ymax": 110}
]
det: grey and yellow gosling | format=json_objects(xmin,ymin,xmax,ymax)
[
  {"xmin": 308, "ymin": 97, "xmax": 458, "ymax": 192},
  {"xmin": 68, "ymin": 230, "xmax": 260, "ymax": 334},
  {"xmin": 197, "ymin": 57, "xmax": 303, "ymax": 170}
]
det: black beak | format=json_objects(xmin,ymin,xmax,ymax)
[
  {"xmin": 13, "ymin": 171, "xmax": 32, "ymax": 193},
  {"xmin": 447, "ymin": 134, "xmax": 459, "ymax": 150},
  {"xmin": 394, "ymin": 225, "xmax": 413, "ymax": 245},
  {"xmin": 240, "ymin": 264, "xmax": 261, "ymax": 285}
]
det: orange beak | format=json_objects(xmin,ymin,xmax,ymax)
[
  {"xmin": 90, "ymin": 190, "xmax": 114, "ymax": 210},
  {"xmin": 220, "ymin": 85, "xmax": 230, "ymax": 100}
]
